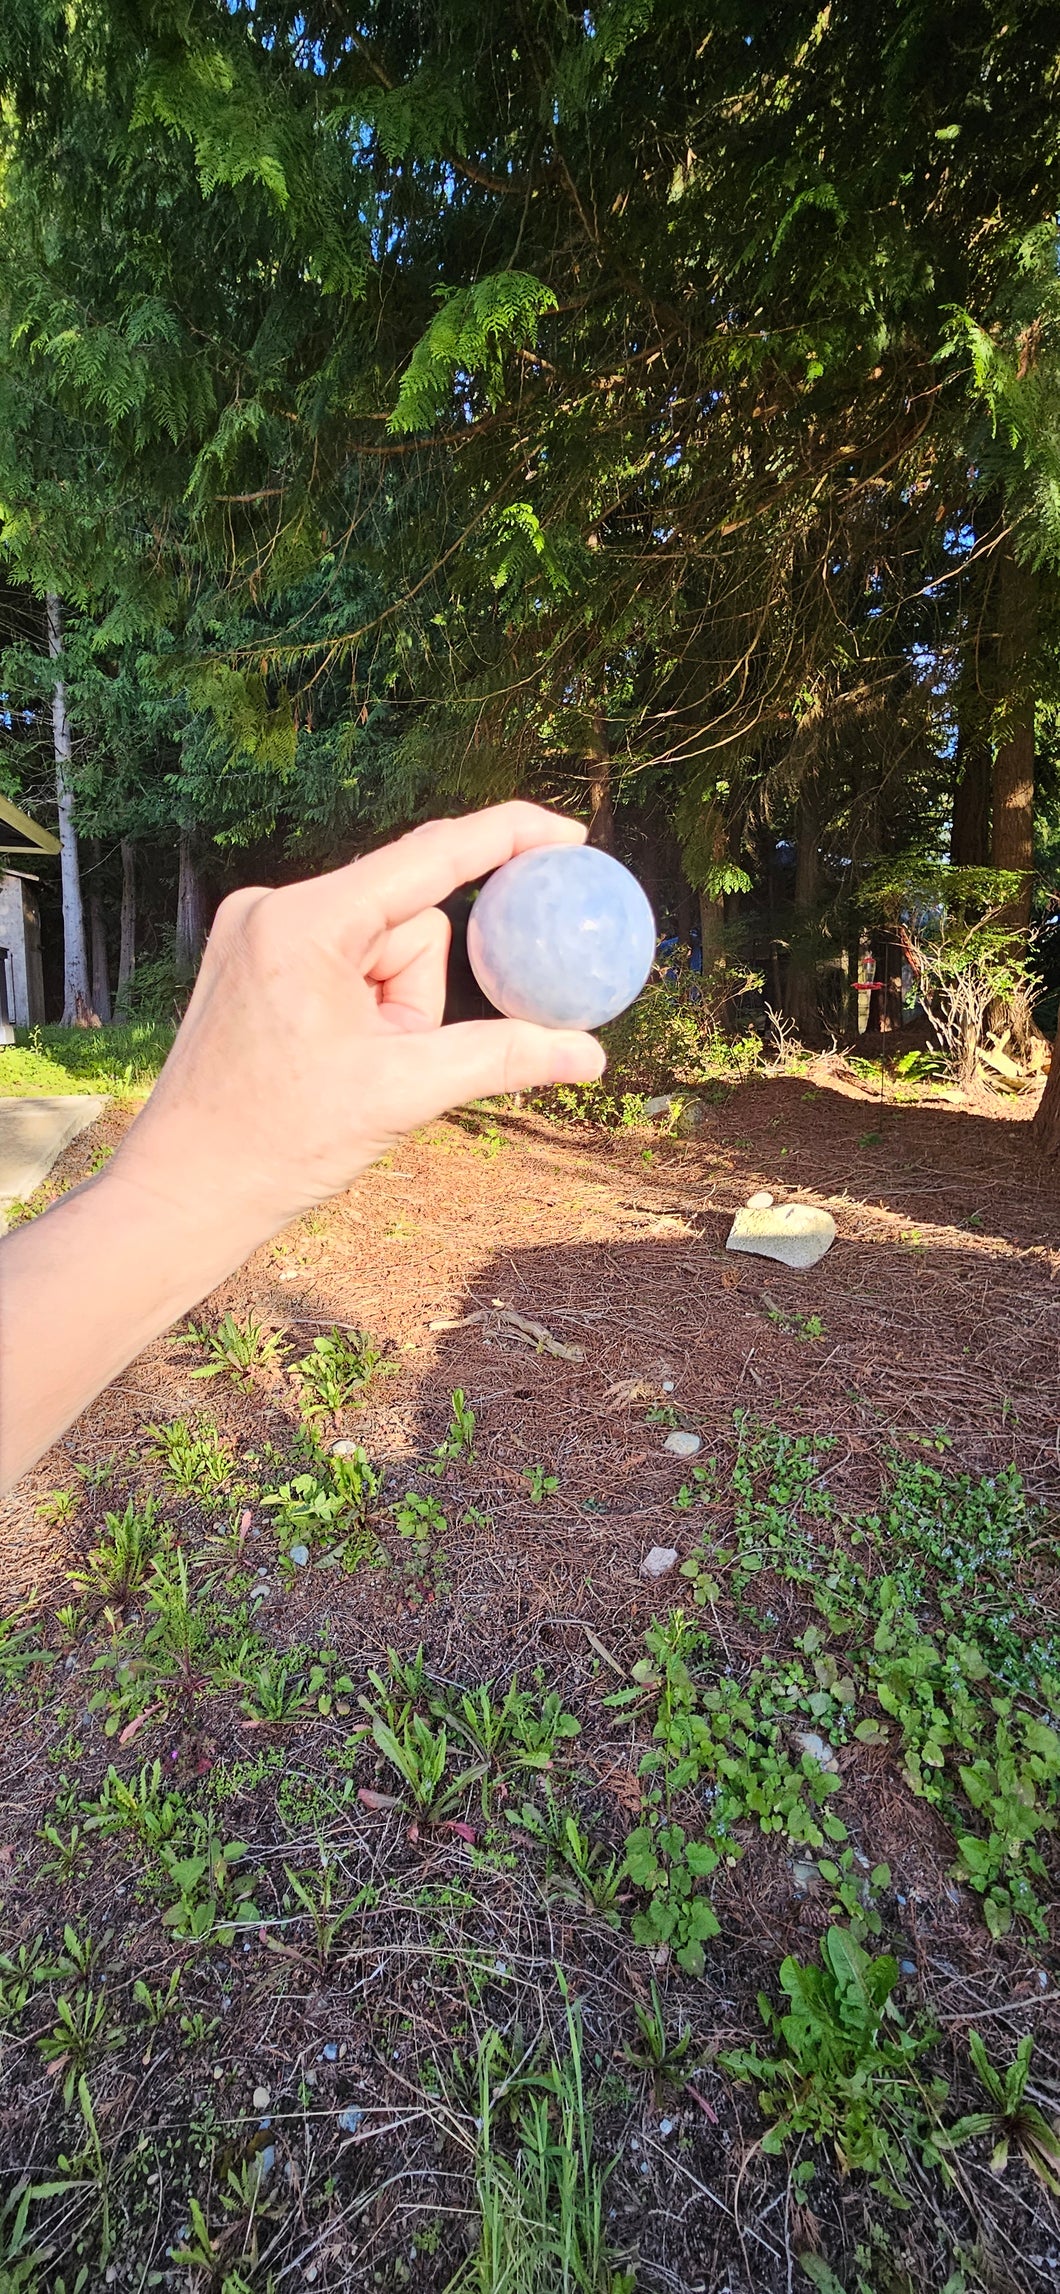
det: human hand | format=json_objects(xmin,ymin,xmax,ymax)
[{"xmin": 114, "ymin": 802, "xmax": 606, "ymax": 1250}]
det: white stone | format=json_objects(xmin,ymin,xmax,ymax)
[
  {"xmin": 331, "ymin": 1439, "xmax": 359, "ymax": 1456},
  {"xmin": 289, "ymin": 1544, "xmax": 310, "ymax": 1567},
  {"xmin": 640, "ymin": 1546, "xmax": 679, "ymax": 1579},
  {"xmin": 794, "ymin": 1730, "xmax": 838, "ymax": 1772},
  {"xmin": 726, "ymin": 1201, "xmax": 836, "ymax": 1270},
  {"xmin": 663, "ymin": 1430, "xmax": 701, "ymax": 1457},
  {"xmin": 746, "ymin": 1189, "xmax": 774, "ymax": 1209},
  {"xmin": 252, "ymin": 2085, "xmax": 270, "ymax": 2110}
]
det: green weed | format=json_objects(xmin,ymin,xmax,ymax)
[
  {"xmin": 182, "ymin": 1310, "xmax": 284, "ymax": 1388},
  {"xmin": 721, "ymin": 1927, "xmax": 945, "ymax": 2198},
  {"xmin": 294, "ymin": 1327, "xmax": 389, "ymax": 1417}
]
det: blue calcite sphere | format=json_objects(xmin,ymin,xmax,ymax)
[{"xmin": 466, "ymin": 845, "xmax": 656, "ymax": 1030}]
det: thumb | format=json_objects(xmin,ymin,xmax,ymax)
[{"xmin": 401, "ymin": 1017, "xmax": 606, "ymax": 1119}]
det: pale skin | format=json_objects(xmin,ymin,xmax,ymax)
[{"xmin": 0, "ymin": 803, "xmax": 606, "ymax": 1492}]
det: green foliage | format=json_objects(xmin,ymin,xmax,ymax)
[
  {"xmin": 181, "ymin": 1312, "xmax": 283, "ymax": 1389},
  {"xmin": 157, "ymin": 1830, "xmax": 263, "ymax": 1945},
  {"xmin": 147, "ymin": 1418, "xmax": 238, "ymax": 1506},
  {"xmin": 69, "ymin": 1498, "xmax": 164, "ymax": 1605},
  {"xmin": 389, "ymin": 272, "xmax": 558, "ymax": 435},
  {"xmin": 0, "ymin": 1025, "xmax": 172, "ymax": 1099},
  {"xmin": 451, "ymin": 2000, "xmax": 626, "ymax": 2294},
  {"xmin": 721, "ymin": 1929, "xmax": 945, "ymax": 2197},
  {"xmin": 510, "ymin": 1793, "xmax": 624, "ymax": 1926},
  {"xmin": 939, "ymin": 2030, "xmax": 1060, "ymax": 2197},
  {"xmin": 294, "ymin": 1329, "xmax": 389, "ymax": 1418}
]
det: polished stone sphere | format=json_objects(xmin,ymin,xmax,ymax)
[{"xmin": 466, "ymin": 844, "xmax": 656, "ymax": 1030}]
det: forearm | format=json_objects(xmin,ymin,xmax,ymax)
[{"xmin": 0, "ymin": 1160, "xmax": 273, "ymax": 1489}]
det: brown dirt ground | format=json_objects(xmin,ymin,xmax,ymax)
[{"xmin": 2, "ymin": 1072, "xmax": 1060, "ymax": 2292}]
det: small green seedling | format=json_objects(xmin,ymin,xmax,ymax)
[{"xmin": 525, "ymin": 1465, "xmax": 559, "ymax": 1505}]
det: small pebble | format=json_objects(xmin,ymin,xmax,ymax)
[
  {"xmin": 322, "ymin": 2042, "xmax": 338, "ymax": 2062},
  {"xmin": 332, "ymin": 1439, "xmax": 359, "ymax": 1456},
  {"xmin": 661, "ymin": 1379, "xmax": 675, "ymax": 1393},
  {"xmin": 338, "ymin": 2106, "xmax": 365, "ymax": 2134},
  {"xmin": 252, "ymin": 2085, "xmax": 270, "ymax": 2110},
  {"xmin": 640, "ymin": 1546, "xmax": 679, "ymax": 1580},
  {"xmin": 663, "ymin": 1430, "xmax": 701, "ymax": 1458},
  {"xmin": 900, "ymin": 1960, "xmax": 916, "ymax": 1976},
  {"xmin": 659, "ymin": 2117, "xmax": 674, "ymax": 2137},
  {"xmin": 257, "ymin": 2145, "xmax": 276, "ymax": 2178},
  {"xmin": 289, "ymin": 1544, "xmax": 310, "ymax": 1568}
]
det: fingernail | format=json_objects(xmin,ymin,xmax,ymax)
[{"xmin": 551, "ymin": 1033, "xmax": 607, "ymax": 1083}]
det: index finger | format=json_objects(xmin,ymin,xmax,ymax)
[{"xmin": 323, "ymin": 802, "xmax": 587, "ymax": 934}]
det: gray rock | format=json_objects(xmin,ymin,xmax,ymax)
[
  {"xmin": 727, "ymin": 1200, "xmax": 836, "ymax": 1269},
  {"xmin": 640, "ymin": 1545, "xmax": 679, "ymax": 1579},
  {"xmin": 331, "ymin": 1439, "xmax": 360, "ymax": 1456},
  {"xmin": 663, "ymin": 1430, "xmax": 701, "ymax": 1457},
  {"xmin": 288, "ymin": 1544, "xmax": 310, "ymax": 1567},
  {"xmin": 642, "ymin": 1093, "xmax": 707, "ymax": 1133}
]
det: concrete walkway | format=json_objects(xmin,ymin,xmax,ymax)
[{"xmin": 0, "ymin": 1095, "xmax": 109, "ymax": 1224}]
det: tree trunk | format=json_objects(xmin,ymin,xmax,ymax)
[
  {"xmin": 868, "ymin": 927, "xmax": 904, "ymax": 1034},
  {"xmin": 586, "ymin": 712, "xmax": 615, "ymax": 852},
  {"xmin": 175, "ymin": 828, "xmax": 207, "ymax": 981},
  {"xmin": 88, "ymin": 839, "xmax": 112, "ymax": 1024},
  {"xmin": 116, "ymin": 838, "xmax": 136, "ymax": 1014},
  {"xmin": 46, "ymin": 592, "xmax": 97, "ymax": 1027},
  {"xmin": 950, "ymin": 733, "xmax": 992, "ymax": 867},
  {"xmin": 784, "ymin": 790, "xmax": 822, "ymax": 1042},
  {"xmin": 1032, "ymin": 1024, "xmax": 1060, "ymax": 1155},
  {"xmin": 992, "ymin": 545, "xmax": 1036, "ymax": 941}
]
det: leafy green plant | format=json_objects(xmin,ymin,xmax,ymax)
[
  {"xmin": 69, "ymin": 1497, "xmax": 164, "ymax": 1604},
  {"xmin": 429, "ymin": 1387, "xmax": 477, "ymax": 1469},
  {"xmin": 282, "ymin": 1862, "xmax": 373, "ymax": 1967},
  {"xmin": 158, "ymin": 1829, "xmax": 263, "ymax": 1943},
  {"xmin": 720, "ymin": 1928, "xmax": 945, "ymax": 2196},
  {"xmin": 621, "ymin": 1820, "xmax": 720, "ymax": 1973},
  {"xmin": 147, "ymin": 1417, "xmax": 237, "ymax": 1504},
  {"xmin": 38, "ymin": 1991, "xmax": 125, "ymax": 2108},
  {"xmin": 510, "ymin": 1793, "xmax": 624, "ymax": 1926},
  {"xmin": 182, "ymin": 1310, "xmax": 284, "ymax": 1388},
  {"xmin": 36, "ymin": 1488, "xmax": 78, "ymax": 1529},
  {"xmin": 525, "ymin": 1465, "xmax": 559, "ymax": 1504},
  {"xmin": 294, "ymin": 1327, "xmax": 389, "ymax": 1416},
  {"xmin": 938, "ymin": 2030, "xmax": 1060, "ymax": 2197},
  {"xmin": 622, "ymin": 1979, "xmax": 695, "ymax": 2101},
  {"xmin": 392, "ymin": 1488, "xmax": 449, "ymax": 1604},
  {"xmin": 238, "ymin": 1650, "xmax": 353, "ymax": 1724},
  {"xmin": 0, "ymin": 1610, "xmax": 50, "ymax": 1691},
  {"xmin": 438, "ymin": 1676, "xmax": 580, "ymax": 1810},
  {"xmin": 261, "ymin": 1449, "xmax": 382, "ymax": 1564}
]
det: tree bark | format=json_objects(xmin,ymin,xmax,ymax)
[
  {"xmin": 175, "ymin": 828, "xmax": 207, "ymax": 981},
  {"xmin": 992, "ymin": 545, "xmax": 1036, "ymax": 941},
  {"xmin": 116, "ymin": 838, "xmax": 136, "ymax": 1014},
  {"xmin": 46, "ymin": 592, "xmax": 97, "ymax": 1027},
  {"xmin": 88, "ymin": 839, "xmax": 112, "ymax": 1024},
  {"xmin": 868, "ymin": 927, "xmax": 904, "ymax": 1033},
  {"xmin": 950, "ymin": 733, "xmax": 992, "ymax": 867},
  {"xmin": 1032, "ymin": 1025, "xmax": 1060, "ymax": 1155},
  {"xmin": 586, "ymin": 711, "xmax": 615, "ymax": 852}
]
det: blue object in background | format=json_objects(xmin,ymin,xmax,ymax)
[{"xmin": 467, "ymin": 845, "xmax": 657, "ymax": 1031}]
